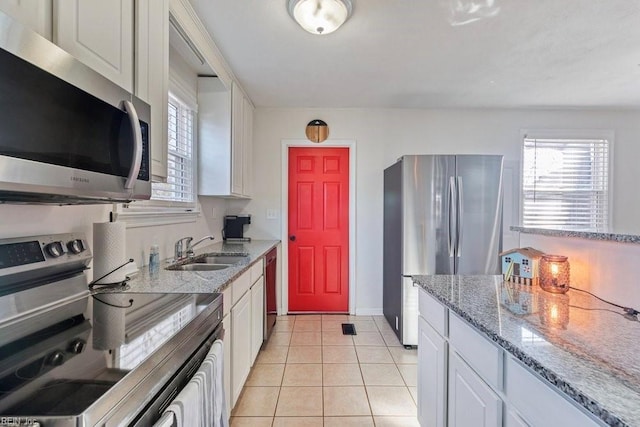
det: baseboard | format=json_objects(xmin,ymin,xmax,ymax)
[{"xmin": 355, "ymin": 308, "xmax": 383, "ymax": 316}]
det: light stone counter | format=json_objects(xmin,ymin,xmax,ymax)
[
  {"xmin": 413, "ymin": 275, "xmax": 640, "ymax": 427},
  {"xmin": 111, "ymin": 240, "xmax": 279, "ymax": 294}
]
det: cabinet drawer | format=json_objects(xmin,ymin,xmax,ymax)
[
  {"xmin": 505, "ymin": 357, "xmax": 603, "ymax": 427},
  {"xmin": 250, "ymin": 258, "xmax": 264, "ymax": 284},
  {"xmin": 449, "ymin": 313, "xmax": 503, "ymax": 391},
  {"xmin": 232, "ymin": 269, "xmax": 251, "ymax": 306},
  {"xmin": 418, "ymin": 289, "xmax": 448, "ymax": 336}
]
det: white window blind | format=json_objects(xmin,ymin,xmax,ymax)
[
  {"xmin": 522, "ymin": 137, "xmax": 609, "ymax": 231},
  {"xmin": 152, "ymin": 94, "xmax": 195, "ymax": 203}
]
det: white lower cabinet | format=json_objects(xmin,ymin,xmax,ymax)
[
  {"xmin": 418, "ymin": 288, "xmax": 606, "ymax": 427},
  {"xmin": 226, "ymin": 257, "xmax": 267, "ymax": 411},
  {"xmin": 448, "ymin": 350, "xmax": 502, "ymax": 427},
  {"xmin": 505, "ymin": 407, "xmax": 530, "ymax": 427},
  {"xmin": 222, "ymin": 312, "xmax": 232, "ymax": 418},
  {"xmin": 250, "ymin": 276, "xmax": 264, "ymax": 365},
  {"xmin": 230, "ymin": 290, "xmax": 251, "ymax": 407},
  {"xmin": 417, "ymin": 316, "xmax": 447, "ymax": 427}
]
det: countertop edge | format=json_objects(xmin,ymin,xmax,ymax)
[
  {"xmin": 106, "ymin": 240, "xmax": 281, "ymax": 295},
  {"xmin": 414, "ymin": 278, "xmax": 625, "ymax": 427},
  {"xmin": 510, "ymin": 226, "xmax": 640, "ymax": 245}
]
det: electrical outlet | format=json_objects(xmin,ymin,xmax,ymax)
[{"xmin": 211, "ymin": 208, "xmax": 217, "ymax": 219}]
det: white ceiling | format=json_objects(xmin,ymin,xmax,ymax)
[{"xmin": 187, "ymin": 0, "xmax": 640, "ymax": 109}]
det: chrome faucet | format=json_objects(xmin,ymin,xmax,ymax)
[
  {"xmin": 174, "ymin": 237, "xmax": 193, "ymax": 261},
  {"xmin": 185, "ymin": 235, "xmax": 215, "ymax": 258}
]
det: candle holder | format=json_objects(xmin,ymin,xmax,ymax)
[
  {"xmin": 538, "ymin": 291, "xmax": 570, "ymax": 329},
  {"xmin": 539, "ymin": 255, "xmax": 570, "ymax": 294}
]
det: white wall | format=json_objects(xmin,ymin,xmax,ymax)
[{"xmin": 244, "ymin": 107, "xmax": 640, "ymax": 314}]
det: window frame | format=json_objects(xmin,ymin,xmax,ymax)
[
  {"xmin": 519, "ymin": 129, "xmax": 614, "ymax": 232},
  {"xmin": 113, "ymin": 77, "xmax": 199, "ymax": 228}
]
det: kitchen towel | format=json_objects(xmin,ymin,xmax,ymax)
[
  {"xmin": 93, "ymin": 221, "xmax": 127, "ymax": 284},
  {"xmin": 92, "ymin": 293, "xmax": 127, "ymax": 350},
  {"xmin": 207, "ymin": 339, "xmax": 228, "ymax": 427},
  {"xmin": 164, "ymin": 381, "xmax": 202, "ymax": 427},
  {"xmin": 153, "ymin": 411, "xmax": 175, "ymax": 427}
]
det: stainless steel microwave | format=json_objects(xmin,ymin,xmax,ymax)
[{"xmin": 0, "ymin": 11, "xmax": 151, "ymax": 204}]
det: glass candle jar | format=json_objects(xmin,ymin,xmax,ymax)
[{"xmin": 539, "ymin": 255, "xmax": 570, "ymax": 293}]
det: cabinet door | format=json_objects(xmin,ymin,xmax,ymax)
[
  {"xmin": 222, "ymin": 313, "xmax": 232, "ymax": 415},
  {"xmin": 231, "ymin": 290, "xmax": 251, "ymax": 407},
  {"xmin": 0, "ymin": 0, "xmax": 52, "ymax": 39},
  {"xmin": 505, "ymin": 408, "xmax": 530, "ymax": 427},
  {"xmin": 54, "ymin": 0, "xmax": 134, "ymax": 92},
  {"xmin": 230, "ymin": 82, "xmax": 244, "ymax": 196},
  {"xmin": 135, "ymin": 0, "xmax": 168, "ymax": 181},
  {"xmin": 448, "ymin": 351, "xmax": 502, "ymax": 427},
  {"xmin": 418, "ymin": 316, "xmax": 447, "ymax": 427},
  {"xmin": 241, "ymin": 95, "xmax": 254, "ymax": 198},
  {"xmin": 250, "ymin": 276, "xmax": 265, "ymax": 364}
]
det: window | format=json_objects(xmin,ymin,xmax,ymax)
[
  {"xmin": 521, "ymin": 134, "xmax": 610, "ymax": 231},
  {"xmin": 151, "ymin": 94, "xmax": 196, "ymax": 204}
]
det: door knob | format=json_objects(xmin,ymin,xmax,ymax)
[{"xmin": 289, "ymin": 235, "xmax": 296, "ymax": 241}]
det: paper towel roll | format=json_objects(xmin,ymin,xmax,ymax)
[
  {"xmin": 93, "ymin": 222, "xmax": 127, "ymax": 284},
  {"xmin": 92, "ymin": 294, "xmax": 127, "ymax": 350}
]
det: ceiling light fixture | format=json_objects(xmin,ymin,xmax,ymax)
[{"xmin": 287, "ymin": 0, "xmax": 353, "ymax": 35}]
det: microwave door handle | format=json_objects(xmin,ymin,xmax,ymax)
[{"xmin": 123, "ymin": 100, "xmax": 143, "ymax": 190}]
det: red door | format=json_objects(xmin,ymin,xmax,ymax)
[{"xmin": 288, "ymin": 147, "xmax": 349, "ymax": 312}]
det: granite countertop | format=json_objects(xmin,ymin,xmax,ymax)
[
  {"xmin": 511, "ymin": 226, "xmax": 640, "ymax": 244},
  {"xmin": 412, "ymin": 275, "xmax": 640, "ymax": 427},
  {"xmin": 113, "ymin": 240, "xmax": 279, "ymax": 294}
]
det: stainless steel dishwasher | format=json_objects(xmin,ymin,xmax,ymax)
[{"xmin": 264, "ymin": 248, "xmax": 277, "ymax": 339}]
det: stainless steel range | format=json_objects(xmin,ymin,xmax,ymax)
[{"xmin": 0, "ymin": 233, "xmax": 223, "ymax": 426}]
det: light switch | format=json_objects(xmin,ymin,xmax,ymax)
[{"xmin": 266, "ymin": 209, "xmax": 278, "ymax": 220}]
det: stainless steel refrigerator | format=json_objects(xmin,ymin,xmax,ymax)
[{"xmin": 383, "ymin": 155, "xmax": 504, "ymax": 346}]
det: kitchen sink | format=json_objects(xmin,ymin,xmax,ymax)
[
  {"xmin": 167, "ymin": 263, "xmax": 229, "ymax": 271},
  {"xmin": 197, "ymin": 255, "xmax": 248, "ymax": 265}
]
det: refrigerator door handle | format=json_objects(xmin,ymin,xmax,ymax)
[
  {"xmin": 456, "ymin": 176, "xmax": 464, "ymax": 258},
  {"xmin": 448, "ymin": 176, "xmax": 455, "ymax": 258}
]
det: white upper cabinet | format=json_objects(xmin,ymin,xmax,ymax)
[
  {"xmin": 242, "ymin": 94, "xmax": 254, "ymax": 198},
  {"xmin": 135, "ymin": 0, "xmax": 169, "ymax": 180},
  {"xmin": 198, "ymin": 78, "xmax": 254, "ymax": 198},
  {"xmin": 53, "ymin": 0, "xmax": 134, "ymax": 92},
  {"xmin": 230, "ymin": 82, "xmax": 244, "ymax": 197},
  {"xmin": 0, "ymin": 0, "xmax": 52, "ymax": 40}
]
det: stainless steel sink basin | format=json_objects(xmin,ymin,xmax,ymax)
[
  {"xmin": 167, "ymin": 263, "xmax": 229, "ymax": 271},
  {"xmin": 197, "ymin": 255, "xmax": 248, "ymax": 265}
]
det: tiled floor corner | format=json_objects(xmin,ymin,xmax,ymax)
[{"xmin": 231, "ymin": 314, "xmax": 418, "ymax": 426}]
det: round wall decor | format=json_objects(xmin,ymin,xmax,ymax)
[{"xmin": 305, "ymin": 119, "xmax": 329, "ymax": 143}]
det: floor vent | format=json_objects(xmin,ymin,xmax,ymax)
[{"xmin": 341, "ymin": 323, "xmax": 357, "ymax": 335}]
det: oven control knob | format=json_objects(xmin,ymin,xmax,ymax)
[
  {"xmin": 68, "ymin": 339, "xmax": 86, "ymax": 354},
  {"xmin": 46, "ymin": 350, "xmax": 65, "ymax": 366},
  {"xmin": 67, "ymin": 239, "xmax": 85, "ymax": 254},
  {"xmin": 45, "ymin": 242, "xmax": 65, "ymax": 258}
]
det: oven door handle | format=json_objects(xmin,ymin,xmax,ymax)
[{"xmin": 123, "ymin": 100, "xmax": 143, "ymax": 191}]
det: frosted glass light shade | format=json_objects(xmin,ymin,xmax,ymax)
[{"xmin": 288, "ymin": 0, "xmax": 353, "ymax": 35}]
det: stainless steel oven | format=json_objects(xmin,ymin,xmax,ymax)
[
  {"xmin": 0, "ymin": 11, "xmax": 151, "ymax": 204},
  {"xmin": 0, "ymin": 233, "xmax": 224, "ymax": 427}
]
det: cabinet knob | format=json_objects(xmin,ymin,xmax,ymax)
[{"xmin": 289, "ymin": 235, "xmax": 296, "ymax": 242}]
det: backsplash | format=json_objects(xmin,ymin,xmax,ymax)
[{"xmin": 0, "ymin": 197, "xmax": 227, "ymax": 280}]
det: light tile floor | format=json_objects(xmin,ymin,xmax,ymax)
[{"xmin": 231, "ymin": 314, "xmax": 419, "ymax": 426}]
